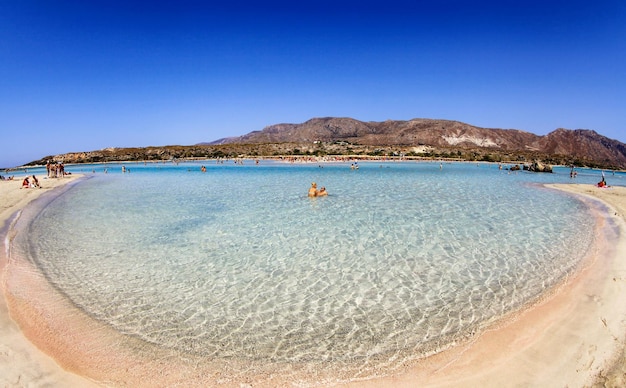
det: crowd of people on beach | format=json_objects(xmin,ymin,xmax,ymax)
[
  {"xmin": 46, "ymin": 161, "xmax": 66, "ymax": 178},
  {"xmin": 3, "ymin": 160, "xmax": 73, "ymax": 189}
]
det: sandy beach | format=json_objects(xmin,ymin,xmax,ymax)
[
  {"xmin": 1, "ymin": 176, "xmax": 625, "ymax": 387},
  {"xmin": 0, "ymin": 174, "xmax": 98, "ymax": 387}
]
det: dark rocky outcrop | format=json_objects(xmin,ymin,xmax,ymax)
[{"xmin": 524, "ymin": 160, "xmax": 553, "ymax": 173}]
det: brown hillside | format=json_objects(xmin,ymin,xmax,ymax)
[
  {"xmin": 213, "ymin": 117, "xmax": 626, "ymax": 168},
  {"xmin": 26, "ymin": 117, "xmax": 626, "ymax": 170}
]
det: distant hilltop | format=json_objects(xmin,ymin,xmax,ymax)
[
  {"xmin": 28, "ymin": 117, "xmax": 626, "ymax": 170},
  {"xmin": 203, "ymin": 117, "xmax": 626, "ymax": 169}
]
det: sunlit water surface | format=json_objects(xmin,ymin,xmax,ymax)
[{"xmin": 13, "ymin": 161, "xmax": 615, "ymax": 376}]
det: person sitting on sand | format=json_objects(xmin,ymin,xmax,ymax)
[
  {"xmin": 21, "ymin": 177, "xmax": 30, "ymax": 188},
  {"xmin": 30, "ymin": 175, "xmax": 40, "ymax": 188},
  {"xmin": 598, "ymin": 177, "xmax": 609, "ymax": 188}
]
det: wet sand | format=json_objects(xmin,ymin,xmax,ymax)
[{"xmin": 1, "ymin": 177, "xmax": 625, "ymax": 387}]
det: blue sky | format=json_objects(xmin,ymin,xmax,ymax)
[{"xmin": 1, "ymin": 0, "xmax": 625, "ymax": 168}]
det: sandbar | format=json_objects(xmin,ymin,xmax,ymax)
[{"xmin": 1, "ymin": 177, "xmax": 625, "ymax": 387}]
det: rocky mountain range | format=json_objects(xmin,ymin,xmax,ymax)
[
  {"xmin": 208, "ymin": 117, "xmax": 626, "ymax": 169},
  {"xmin": 25, "ymin": 117, "xmax": 626, "ymax": 170}
]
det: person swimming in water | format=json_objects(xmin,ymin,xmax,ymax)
[{"xmin": 308, "ymin": 182, "xmax": 329, "ymax": 197}]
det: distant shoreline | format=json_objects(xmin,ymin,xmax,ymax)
[{"xmin": 11, "ymin": 156, "xmax": 626, "ymax": 174}]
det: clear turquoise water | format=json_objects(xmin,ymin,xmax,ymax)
[{"xmin": 12, "ymin": 161, "xmax": 605, "ymax": 373}]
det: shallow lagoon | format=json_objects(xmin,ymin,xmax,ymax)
[{"xmin": 11, "ymin": 161, "xmax": 610, "ymax": 377}]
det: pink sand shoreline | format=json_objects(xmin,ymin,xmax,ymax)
[{"xmin": 1, "ymin": 178, "xmax": 625, "ymax": 386}]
